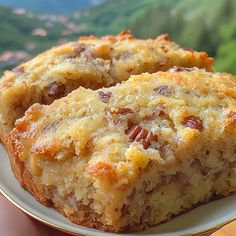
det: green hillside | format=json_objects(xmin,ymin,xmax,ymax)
[
  {"xmin": 0, "ymin": 0, "xmax": 236, "ymax": 74},
  {"xmin": 0, "ymin": 6, "xmax": 64, "ymax": 53},
  {"xmin": 77, "ymin": 0, "xmax": 162, "ymax": 36},
  {"xmin": 0, "ymin": 0, "xmax": 104, "ymax": 14},
  {"xmin": 80, "ymin": 0, "xmax": 236, "ymax": 74},
  {"xmin": 129, "ymin": 0, "xmax": 236, "ymax": 74}
]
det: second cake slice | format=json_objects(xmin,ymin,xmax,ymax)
[
  {"xmin": 0, "ymin": 31, "xmax": 213, "ymax": 137},
  {"xmin": 6, "ymin": 68, "xmax": 236, "ymax": 232}
]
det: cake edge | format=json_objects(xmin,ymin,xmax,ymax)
[{"xmin": 2, "ymin": 132, "xmax": 234, "ymax": 233}]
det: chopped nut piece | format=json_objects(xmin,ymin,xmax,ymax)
[
  {"xmin": 135, "ymin": 129, "xmax": 148, "ymax": 142},
  {"xmin": 182, "ymin": 115, "xmax": 204, "ymax": 131},
  {"xmin": 154, "ymin": 85, "xmax": 172, "ymax": 96},
  {"xmin": 98, "ymin": 91, "xmax": 112, "ymax": 103},
  {"xmin": 143, "ymin": 111, "xmax": 156, "ymax": 120},
  {"xmin": 73, "ymin": 43, "xmax": 86, "ymax": 56},
  {"xmin": 119, "ymin": 51, "xmax": 130, "ymax": 60},
  {"xmin": 126, "ymin": 125, "xmax": 142, "ymax": 140},
  {"xmin": 126, "ymin": 124, "xmax": 158, "ymax": 149},
  {"xmin": 12, "ymin": 66, "xmax": 24, "ymax": 74},
  {"xmin": 111, "ymin": 107, "xmax": 134, "ymax": 115},
  {"xmin": 144, "ymin": 104, "xmax": 165, "ymax": 120},
  {"xmin": 228, "ymin": 111, "xmax": 236, "ymax": 126},
  {"xmin": 159, "ymin": 110, "xmax": 170, "ymax": 120},
  {"xmin": 159, "ymin": 141, "xmax": 176, "ymax": 163},
  {"xmin": 140, "ymin": 139, "xmax": 150, "ymax": 150},
  {"xmin": 168, "ymin": 66, "xmax": 194, "ymax": 72},
  {"xmin": 108, "ymin": 107, "xmax": 134, "ymax": 125},
  {"xmin": 146, "ymin": 131, "xmax": 158, "ymax": 142},
  {"xmin": 48, "ymin": 82, "xmax": 66, "ymax": 99}
]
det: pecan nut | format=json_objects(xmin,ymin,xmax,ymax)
[
  {"xmin": 126, "ymin": 124, "xmax": 158, "ymax": 149},
  {"xmin": 48, "ymin": 82, "xmax": 65, "ymax": 99},
  {"xmin": 182, "ymin": 115, "xmax": 203, "ymax": 131}
]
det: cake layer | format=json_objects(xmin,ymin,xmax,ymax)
[
  {"xmin": 0, "ymin": 30, "xmax": 213, "ymax": 136},
  {"xmin": 7, "ymin": 68, "xmax": 236, "ymax": 232}
]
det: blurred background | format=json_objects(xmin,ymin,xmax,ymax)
[{"xmin": 0, "ymin": 0, "xmax": 235, "ymax": 75}]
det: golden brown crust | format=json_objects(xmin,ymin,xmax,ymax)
[{"xmin": 3, "ymin": 133, "xmax": 51, "ymax": 206}]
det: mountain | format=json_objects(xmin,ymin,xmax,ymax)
[
  {"xmin": 0, "ymin": 6, "xmax": 66, "ymax": 71},
  {"xmin": 77, "ymin": 0, "xmax": 161, "ymax": 36},
  {"xmin": 0, "ymin": 6, "xmax": 65, "ymax": 52},
  {"xmin": 0, "ymin": 0, "xmax": 236, "ymax": 75},
  {"xmin": 128, "ymin": 0, "xmax": 236, "ymax": 74},
  {"xmin": 0, "ymin": 0, "xmax": 105, "ymax": 14}
]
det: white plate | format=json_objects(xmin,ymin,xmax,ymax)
[{"xmin": 0, "ymin": 144, "xmax": 235, "ymax": 236}]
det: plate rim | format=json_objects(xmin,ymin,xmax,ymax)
[{"xmin": 1, "ymin": 184, "xmax": 236, "ymax": 236}]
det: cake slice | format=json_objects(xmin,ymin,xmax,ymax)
[
  {"xmin": 6, "ymin": 68, "xmax": 236, "ymax": 233},
  {"xmin": 0, "ymin": 30, "xmax": 213, "ymax": 138}
]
